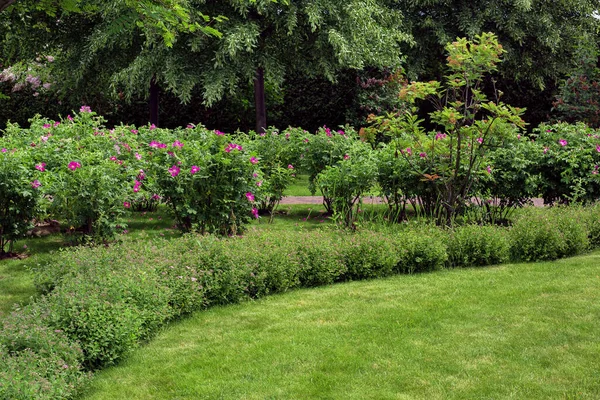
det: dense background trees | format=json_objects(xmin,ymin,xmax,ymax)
[{"xmin": 1, "ymin": 0, "xmax": 599, "ymax": 131}]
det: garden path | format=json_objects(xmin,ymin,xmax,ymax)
[{"xmin": 280, "ymin": 196, "xmax": 546, "ymax": 206}]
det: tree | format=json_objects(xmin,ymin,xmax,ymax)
[
  {"xmin": 194, "ymin": 0, "xmax": 410, "ymax": 132},
  {"xmin": 395, "ymin": 0, "xmax": 600, "ymax": 127},
  {"xmin": 0, "ymin": 0, "xmax": 221, "ymax": 126}
]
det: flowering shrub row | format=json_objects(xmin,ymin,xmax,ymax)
[{"xmin": 3, "ymin": 204, "xmax": 600, "ymax": 398}]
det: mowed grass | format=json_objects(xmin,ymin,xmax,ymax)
[{"xmin": 81, "ymin": 251, "xmax": 600, "ymax": 400}]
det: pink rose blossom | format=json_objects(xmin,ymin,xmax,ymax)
[
  {"xmin": 135, "ymin": 153, "xmax": 142, "ymax": 160},
  {"xmin": 123, "ymin": 201, "xmax": 131, "ymax": 208},
  {"xmin": 559, "ymin": 139, "xmax": 568, "ymax": 147},
  {"xmin": 477, "ymin": 137, "xmax": 483, "ymax": 144},
  {"xmin": 190, "ymin": 165, "xmax": 200, "ymax": 174},
  {"xmin": 149, "ymin": 124, "xmax": 157, "ymax": 130},
  {"xmin": 419, "ymin": 152, "xmax": 427, "ymax": 158},
  {"xmin": 252, "ymin": 207, "xmax": 259, "ymax": 219},
  {"xmin": 133, "ymin": 180, "xmax": 142, "ymax": 193},
  {"xmin": 67, "ymin": 161, "xmax": 81, "ymax": 171},
  {"xmin": 172, "ymin": 140, "xmax": 184, "ymax": 148},
  {"xmin": 288, "ymin": 164, "xmax": 294, "ymax": 169},
  {"xmin": 168, "ymin": 165, "xmax": 180, "ymax": 177},
  {"xmin": 256, "ymin": 180, "xmax": 263, "ymax": 187},
  {"xmin": 343, "ymin": 154, "xmax": 350, "ymax": 160},
  {"xmin": 31, "ymin": 180, "xmax": 41, "ymax": 188},
  {"xmin": 35, "ymin": 163, "xmax": 46, "ymax": 172},
  {"xmin": 245, "ymin": 192, "xmax": 255, "ymax": 202},
  {"xmin": 1, "ymin": 148, "xmax": 7, "ymax": 153},
  {"xmin": 80, "ymin": 105, "xmax": 91, "ymax": 113},
  {"xmin": 487, "ymin": 165, "xmax": 492, "ymax": 174},
  {"xmin": 250, "ymin": 157, "xmax": 258, "ymax": 165},
  {"xmin": 67, "ymin": 115, "xmax": 73, "ymax": 121}
]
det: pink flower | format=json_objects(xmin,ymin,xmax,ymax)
[
  {"xmin": 80, "ymin": 105, "xmax": 91, "ymax": 113},
  {"xmin": 435, "ymin": 132, "xmax": 447, "ymax": 140},
  {"xmin": 253, "ymin": 173, "xmax": 258, "ymax": 178},
  {"xmin": 130, "ymin": 129, "xmax": 138, "ymax": 134},
  {"xmin": 110, "ymin": 156, "xmax": 117, "ymax": 161},
  {"xmin": 559, "ymin": 139, "xmax": 568, "ymax": 147},
  {"xmin": 543, "ymin": 147, "xmax": 549, "ymax": 154},
  {"xmin": 67, "ymin": 114, "xmax": 73, "ymax": 121},
  {"xmin": 172, "ymin": 140, "xmax": 184, "ymax": 148},
  {"xmin": 149, "ymin": 124, "xmax": 157, "ymax": 130},
  {"xmin": 133, "ymin": 180, "xmax": 142, "ymax": 193},
  {"xmin": 324, "ymin": 126, "xmax": 332, "ymax": 137},
  {"xmin": 517, "ymin": 134, "xmax": 521, "ymax": 140},
  {"xmin": 419, "ymin": 152, "xmax": 427, "ymax": 158},
  {"xmin": 338, "ymin": 130, "xmax": 345, "ymax": 136},
  {"xmin": 151, "ymin": 194, "xmax": 161, "ymax": 200},
  {"xmin": 224, "ymin": 143, "xmax": 242, "ymax": 153},
  {"xmin": 135, "ymin": 153, "xmax": 142, "ymax": 160},
  {"xmin": 187, "ymin": 124, "xmax": 195, "ymax": 129},
  {"xmin": 487, "ymin": 165, "xmax": 492, "ymax": 174},
  {"xmin": 245, "ymin": 192, "xmax": 255, "ymax": 202},
  {"xmin": 0, "ymin": 148, "xmax": 6, "ymax": 153},
  {"xmin": 41, "ymin": 136, "xmax": 49, "ymax": 142},
  {"xmin": 124, "ymin": 201, "xmax": 131, "ymax": 208},
  {"xmin": 168, "ymin": 165, "xmax": 180, "ymax": 177},
  {"xmin": 477, "ymin": 137, "xmax": 483, "ymax": 144},
  {"xmin": 250, "ymin": 157, "xmax": 258, "ymax": 165},
  {"xmin": 252, "ymin": 207, "xmax": 259, "ymax": 219},
  {"xmin": 35, "ymin": 163, "xmax": 46, "ymax": 171},
  {"xmin": 288, "ymin": 164, "xmax": 294, "ymax": 169},
  {"xmin": 149, "ymin": 141, "xmax": 164, "ymax": 148},
  {"xmin": 31, "ymin": 180, "xmax": 41, "ymax": 188},
  {"xmin": 53, "ymin": 121, "xmax": 60, "ymax": 127},
  {"xmin": 214, "ymin": 130, "xmax": 224, "ymax": 136},
  {"xmin": 596, "ymin": 145, "xmax": 600, "ymax": 153},
  {"xmin": 405, "ymin": 147, "xmax": 412, "ymax": 155},
  {"xmin": 256, "ymin": 180, "xmax": 263, "ymax": 187},
  {"xmin": 67, "ymin": 161, "xmax": 81, "ymax": 171},
  {"xmin": 43, "ymin": 123, "xmax": 51, "ymax": 129},
  {"xmin": 190, "ymin": 165, "xmax": 200, "ymax": 174},
  {"xmin": 304, "ymin": 138, "xmax": 310, "ymax": 143},
  {"xmin": 343, "ymin": 154, "xmax": 350, "ymax": 160},
  {"xmin": 167, "ymin": 151, "xmax": 174, "ymax": 157}
]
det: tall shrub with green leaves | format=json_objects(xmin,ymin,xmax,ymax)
[
  {"xmin": 365, "ymin": 33, "xmax": 525, "ymax": 224},
  {"xmin": 0, "ymin": 147, "xmax": 42, "ymax": 254}
]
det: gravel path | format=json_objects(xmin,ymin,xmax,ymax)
[{"xmin": 280, "ymin": 196, "xmax": 546, "ymax": 206}]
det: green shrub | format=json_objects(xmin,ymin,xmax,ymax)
[
  {"xmin": 510, "ymin": 208, "xmax": 589, "ymax": 262},
  {"xmin": 447, "ymin": 224, "xmax": 510, "ymax": 268},
  {"xmin": 0, "ymin": 306, "xmax": 88, "ymax": 400},
  {"xmin": 396, "ymin": 229, "xmax": 448, "ymax": 273},
  {"xmin": 296, "ymin": 232, "xmax": 347, "ymax": 286},
  {"xmin": 340, "ymin": 231, "xmax": 400, "ymax": 280},
  {"xmin": 585, "ymin": 203, "xmax": 600, "ymax": 248}
]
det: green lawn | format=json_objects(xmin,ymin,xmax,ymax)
[{"xmin": 80, "ymin": 251, "xmax": 600, "ymax": 399}]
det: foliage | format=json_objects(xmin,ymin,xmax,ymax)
[
  {"xmin": 0, "ymin": 307, "xmax": 88, "ymax": 400},
  {"xmin": 365, "ymin": 33, "xmax": 526, "ymax": 224},
  {"xmin": 243, "ymin": 127, "xmax": 301, "ymax": 216},
  {"xmin": 0, "ymin": 148, "xmax": 41, "ymax": 254},
  {"xmin": 509, "ymin": 207, "xmax": 590, "ymax": 262},
  {"xmin": 553, "ymin": 34, "xmax": 600, "ymax": 128},
  {"xmin": 397, "ymin": 0, "xmax": 600, "ymax": 127},
  {"xmin": 532, "ymin": 122, "xmax": 600, "ymax": 205},
  {"xmin": 315, "ymin": 140, "xmax": 377, "ymax": 228},
  {"xmin": 298, "ymin": 125, "xmax": 357, "ymax": 212},
  {"xmin": 446, "ymin": 224, "xmax": 509, "ymax": 268}
]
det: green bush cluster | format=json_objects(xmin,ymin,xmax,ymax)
[{"xmin": 4, "ymin": 206, "xmax": 600, "ymax": 398}]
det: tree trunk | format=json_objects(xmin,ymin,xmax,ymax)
[
  {"xmin": 254, "ymin": 67, "xmax": 266, "ymax": 134},
  {"xmin": 0, "ymin": 0, "xmax": 16, "ymax": 12},
  {"xmin": 149, "ymin": 75, "xmax": 159, "ymax": 127}
]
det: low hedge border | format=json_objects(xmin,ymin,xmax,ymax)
[{"xmin": 2, "ymin": 205, "xmax": 600, "ymax": 399}]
